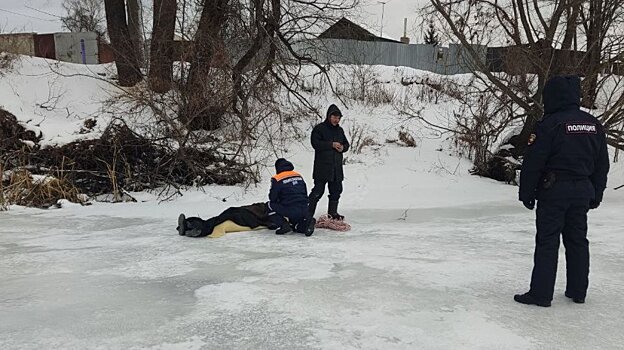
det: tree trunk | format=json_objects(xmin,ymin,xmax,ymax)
[
  {"xmin": 582, "ymin": 0, "xmax": 603, "ymax": 108},
  {"xmin": 182, "ymin": 0, "xmax": 230, "ymax": 130},
  {"xmin": 562, "ymin": 1, "xmax": 581, "ymax": 50},
  {"xmin": 558, "ymin": 0, "xmax": 582, "ymax": 74},
  {"xmin": 231, "ymin": 0, "xmax": 266, "ymax": 109},
  {"xmin": 104, "ymin": 0, "xmax": 143, "ymax": 87},
  {"xmin": 149, "ymin": 0, "xmax": 177, "ymax": 93},
  {"xmin": 127, "ymin": 0, "xmax": 145, "ymax": 67},
  {"xmin": 509, "ymin": 39, "xmax": 551, "ymax": 156}
]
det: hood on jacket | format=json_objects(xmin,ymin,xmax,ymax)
[
  {"xmin": 325, "ymin": 104, "xmax": 343, "ymax": 123},
  {"xmin": 542, "ymin": 75, "xmax": 581, "ymax": 114},
  {"xmin": 275, "ymin": 158, "xmax": 295, "ymax": 174}
]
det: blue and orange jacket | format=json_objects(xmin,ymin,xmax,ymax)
[{"xmin": 269, "ymin": 159, "xmax": 309, "ymax": 209}]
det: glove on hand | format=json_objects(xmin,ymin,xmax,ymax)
[{"xmin": 523, "ymin": 199, "xmax": 535, "ymax": 210}]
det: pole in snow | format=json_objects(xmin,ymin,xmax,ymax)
[{"xmin": 378, "ymin": 1, "xmax": 388, "ymax": 37}]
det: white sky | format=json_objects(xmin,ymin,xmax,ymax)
[{"xmin": 0, "ymin": 0, "xmax": 429, "ymax": 43}]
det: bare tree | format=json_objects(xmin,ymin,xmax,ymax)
[
  {"xmin": 149, "ymin": 0, "xmax": 177, "ymax": 92},
  {"xmin": 127, "ymin": 0, "xmax": 145, "ymax": 67},
  {"xmin": 90, "ymin": 0, "xmax": 362, "ymax": 195},
  {"xmin": 61, "ymin": 0, "xmax": 106, "ymax": 37},
  {"xmin": 420, "ymin": 0, "xmax": 624, "ymax": 180},
  {"xmin": 580, "ymin": 0, "xmax": 624, "ymax": 108},
  {"xmin": 104, "ymin": 0, "xmax": 143, "ymax": 87},
  {"xmin": 181, "ymin": 0, "xmax": 231, "ymax": 130}
]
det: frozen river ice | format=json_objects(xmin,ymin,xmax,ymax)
[{"xmin": 1, "ymin": 201, "xmax": 623, "ymax": 349}]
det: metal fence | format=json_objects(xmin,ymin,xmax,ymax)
[
  {"xmin": 0, "ymin": 32, "xmax": 101, "ymax": 64},
  {"xmin": 293, "ymin": 39, "xmax": 488, "ymax": 75},
  {"xmin": 53, "ymin": 32, "xmax": 99, "ymax": 64}
]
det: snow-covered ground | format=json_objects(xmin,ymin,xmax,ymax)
[
  {"xmin": 0, "ymin": 56, "xmax": 115, "ymax": 146},
  {"xmin": 1, "ymin": 56, "xmax": 624, "ymax": 349}
]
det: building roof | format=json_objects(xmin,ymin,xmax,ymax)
[{"xmin": 318, "ymin": 17, "xmax": 400, "ymax": 43}]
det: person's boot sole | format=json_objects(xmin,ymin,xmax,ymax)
[{"xmin": 177, "ymin": 214, "xmax": 186, "ymax": 236}]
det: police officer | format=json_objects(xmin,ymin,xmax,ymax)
[
  {"xmin": 515, "ymin": 75, "xmax": 609, "ymax": 307},
  {"xmin": 308, "ymin": 104, "xmax": 350, "ymax": 220}
]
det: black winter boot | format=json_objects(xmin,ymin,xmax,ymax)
[
  {"xmin": 275, "ymin": 223, "xmax": 292, "ymax": 235},
  {"xmin": 513, "ymin": 292, "xmax": 551, "ymax": 307},
  {"xmin": 308, "ymin": 199, "xmax": 318, "ymax": 219},
  {"xmin": 269, "ymin": 214, "xmax": 291, "ymax": 235},
  {"xmin": 328, "ymin": 200, "xmax": 344, "ymax": 220},
  {"xmin": 177, "ymin": 214, "xmax": 187, "ymax": 236},
  {"xmin": 305, "ymin": 218, "xmax": 316, "ymax": 236},
  {"xmin": 565, "ymin": 291, "xmax": 585, "ymax": 304}
]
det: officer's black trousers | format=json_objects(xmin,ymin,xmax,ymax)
[{"xmin": 530, "ymin": 198, "xmax": 590, "ymax": 301}]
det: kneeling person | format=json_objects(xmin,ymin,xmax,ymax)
[
  {"xmin": 269, "ymin": 158, "xmax": 315, "ymax": 236},
  {"xmin": 177, "ymin": 158, "xmax": 315, "ymax": 238}
]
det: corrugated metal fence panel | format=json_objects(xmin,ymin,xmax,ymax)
[
  {"xmin": 447, "ymin": 44, "xmax": 487, "ymax": 74},
  {"xmin": 294, "ymin": 39, "xmax": 487, "ymax": 75},
  {"xmin": 409, "ymin": 44, "xmax": 440, "ymax": 73},
  {"xmin": 54, "ymin": 32, "xmax": 99, "ymax": 64}
]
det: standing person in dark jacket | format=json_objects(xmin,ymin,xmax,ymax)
[
  {"xmin": 308, "ymin": 104, "xmax": 350, "ymax": 220},
  {"xmin": 515, "ymin": 75, "xmax": 610, "ymax": 307},
  {"xmin": 269, "ymin": 158, "xmax": 315, "ymax": 236}
]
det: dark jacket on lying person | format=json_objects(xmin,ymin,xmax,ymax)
[{"xmin": 181, "ymin": 202, "xmax": 272, "ymax": 237}]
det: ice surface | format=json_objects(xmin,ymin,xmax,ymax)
[{"xmin": 2, "ymin": 198, "xmax": 623, "ymax": 349}]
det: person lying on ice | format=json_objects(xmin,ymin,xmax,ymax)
[{"xmin": 177, "ymin": 158, "xmax": 315, "ymax": 237}]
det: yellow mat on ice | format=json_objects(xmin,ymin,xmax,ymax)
[{"xmin": 208, "ymin": 220, "xmax": 266, "ymax": 238}]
